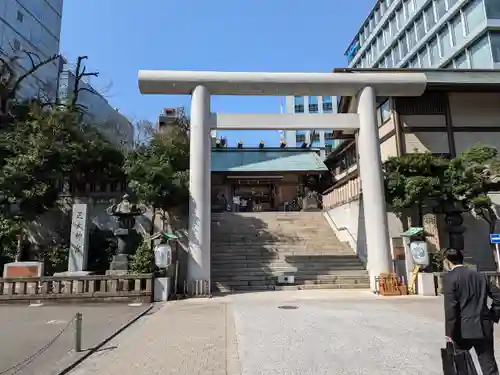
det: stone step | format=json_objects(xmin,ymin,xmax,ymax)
[
  {"xmin": 212, "ymin": 269, "xmax": 368, "ymax": 277},
  {"xmin": 211, "ymin": 257, "xmax": 364, "ymax": 268},
  {"xmin": 212, "ymin": 282, "xmax": 370, "ymax": 293},
  {"xmin": 211, "ymin": 246, "xmax": 353, "ymax": 251},
  {"xmin": 213, "ymin": 246, "xmax": 352, "ymax": 250},
  {"xmin": 210, "ymin": 212, "xmax": 368, "ymax": 294},
  {"xmin": 212, "ymin": 227, "xmax": 336, "ymax": 231},
  {"xmin": 212, "ymin": 268, "xmax": 366, "ymax": 274},
  {"xmin": 212, "ymin": 257, "xmax": 363, "ymax": 267},
  {"xmin": 211, "ymin": 268, "xmax": 368, "ymax": 276},
  {"xmin": 211, "ymin": 258, "xmax": 363, "ymax": 264},
  {"xmin": 213, "ymin": 274, "xmax": 369, "ymax": 282},
  {"xmin": 212, "ymin": 238, "xmax": 339, "ymax": 243},
  {"xmin": 211, "ymin": 212, "xmax": 324, "ymax": 217},
  {"xmin": 211, "ymin": 255, "xmax": 355, "ymax": 261},
  {"xmin": 212, "ymin": 228, "xmax": 337, "ymax": 232},
  {"xmin": 211, "ymin": 260, "xmax": 365, "ymax": 268},
  {"xmin": 212, "ymin": 230, "xmax": 335, "ymax": 235},
  {"xmin": 212, "ymin": 238, "xmax": 340, "ymax": 243},
  {"xmin": 211, "ymin": 246, "xmax": 349, "ymax": 252},
  {"xmin": 211, "ymin": 244, "xmax": 351, "ymax": 250},
  {"xmin": 212, "ymin": 226, "xmax": 338, "ymax": 231},
  {"xmin": 212, "ymin": 251, "xmax": 358, "ymax": 256},
  {"xmin": 212, "ymin": 277, "xmax": 368, "ymax": 287},
  {"xmin": 211, "ymin": 253, "xmax": 360, "ymax": 259}
]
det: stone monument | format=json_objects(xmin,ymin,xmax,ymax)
[
  {"xmin": 107, "ymin": 194, "xmax": 145, "ymax": 275},
  {"xmin": 69, "ymin": 203, "xmax": 90, "ymax": 272},
  {"xmin": 54, "ymin": 203, "xmax": 91, "ymax": 277}
]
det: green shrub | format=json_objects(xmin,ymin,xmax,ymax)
[{"xmin": 129, "ymin": 237, "xmax": 154, "ymax": 274}]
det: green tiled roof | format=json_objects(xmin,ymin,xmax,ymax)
[{"xmin": 211, "ymin": 149, "xmax": 328, "ymax": 172}]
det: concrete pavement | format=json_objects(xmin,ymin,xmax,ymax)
[
  {"xmin": 67, "ymin": 290, "xmax": 500, "ymax": 374},
  {"xmin": 68, "ymin": 298, "xmax": 239, "ymax": 375},
  {"xmin": 0, "ymin": 303, "xmax": 151, "ymax": 375}
]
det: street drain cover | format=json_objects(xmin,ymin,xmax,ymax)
[{"xmin": 278, "ymin": 305, "xmax": 298, "ymax": 310}]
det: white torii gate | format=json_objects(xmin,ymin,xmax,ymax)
[{"xmin": 138, "ymin": 70, "xmax": 427, "ymax": 290}]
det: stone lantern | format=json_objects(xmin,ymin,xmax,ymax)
[{"xmin": 106, "ymin": 194, "xmax": 146, "ymax": 274}]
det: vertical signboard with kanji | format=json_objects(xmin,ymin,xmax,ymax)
[{"xmin": 69, "ymin": 203, "xmax": 90, "ymax": 272}]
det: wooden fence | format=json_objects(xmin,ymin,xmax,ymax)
[
  {"xmin": 0, "ymin": 274, "xmax": 153, "ymax": 303},
  {"xmin": 434, "ymin": 271, "xmax": 500, "ymax": 295}
]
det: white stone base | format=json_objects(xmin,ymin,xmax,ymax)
[
  {"xmin": 417, "ymin": 272, "xmax": 436, "ymax": 296},
  {"xmin": 154, "ymin": 277, "xmax": 171, "ymax": 302}
]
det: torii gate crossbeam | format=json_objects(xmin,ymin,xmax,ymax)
[{"xmin": 138, "ymin": 70, "xmax": 428, "ymax": 291}]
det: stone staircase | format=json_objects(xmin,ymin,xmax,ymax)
[{"xmin": 211, "ymin": 212, "xmax": 369, "ymax": 292}]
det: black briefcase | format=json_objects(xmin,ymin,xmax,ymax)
[
  {"xmin": 490, "ymin": 305, "xmax": 500, "ymax": 323},
  {"xmin": 441, "ymin": 343, "xmax": 478, "ymax": 375}
]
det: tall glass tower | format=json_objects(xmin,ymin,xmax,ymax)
[
  {"xmin": 344, "ymin": 0, "xmax": 500, "ymax": 70},
  {"xmin": 0, "ymin": 0, "xmax": 64, "ymax": 98}
]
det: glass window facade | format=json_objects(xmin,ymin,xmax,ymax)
[
  {"xmin": 400, "ymin": 36, "xmax": 408, "ymax": 59},
  {"xmin": 464, "ymin": 0, "xmax": 485, "ymax": 34},
  {"xmin": 415, "ymin": 15, "xmax": 426, "ymax": 41},
  {"xmin": 438, "ymin": 25, "xmax": 451, "ymax": 57},
  {"xmin": 435, "ymin": 0, "xmax": 447, "ymax": 20},
  {"xmin": 491, "ymin": 32, "xmax": 500, "ymax": 63},
  {"xmin": 429, "ymin": 37, "xmax": 440, "ymax": 65},
  {"xmin": 322, "ymin": 96, "xmax": 333, "ymax": 113},
  {"xmin": 424, "ymin": 4, "xmax": 437, "ymax": 31},
  {"xmin": 308, "ymin": 96, "xmax": 318, "ymax": 113},
  {"xmin": 408, "ymin": 25, "xmax": 417, "ymax": 50},
  {"xmin": 469, "ymin": 34, "xmax": 492, "ymax": 68},
  {"xmin": 379, "ymin": 100, "xmax": 391, "ymax": 124},
  {"xmin": 294, "ymin": 96, "xmax": 304, "ymax": 113},
  {"xmin": 485, "ymin": 0, "xmax": 500, "ymax": 19},
  {"xmin": 347, "ymin": 0, "xmax": 489, "ymax": 69},
  {"xmin": 396, "ymin": 6, "xmax": 405, "ymax": 31},
  {"xmin": 419, "ymin": 46, "xmax": 430, "ymax": 67},
  {"xmin": 455, "ymin": 51, "xmax": 469, "ymax": 68},
  {"xmin": 451, "ymin": 13, "xmax": 464, "ymax": 47}
]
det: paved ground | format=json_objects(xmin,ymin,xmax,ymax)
[
  {"xmin": 0, "ymin": 303, "xmax": 151, "ymax": 375},
  {"xmin": 66, "ymin": 290, "xmax": 500, "ymax": 375}
]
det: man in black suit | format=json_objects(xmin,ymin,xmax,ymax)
[{"xmin": 443, "ymin": 248, "xmax": 500, "ymax": 375}]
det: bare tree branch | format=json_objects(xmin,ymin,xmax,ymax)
[
  {"xmin": 68, "ymin": 56, "xmax": 99, "ymax": 115},
  {"xmin": 9, "ymin": 53, "xmax": 60, "ymax": 103}
]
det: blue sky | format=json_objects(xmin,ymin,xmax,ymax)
[{"xmin": 60, "ymin": 0, "xmax": 374, "ymax": 146}]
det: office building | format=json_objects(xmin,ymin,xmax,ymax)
[
  {"xmin": 323, "ymin": 68, "xmax": 500, "ymax": 272},
  {"xmin": 281, "ymin": 95, "xmax": 340, "ymax": 158},
  {"xmin": 344, "ymin": 0, "xmax": 500, "ymax": 70},
  {"xmin": 58, "ymin": 61, "xmax": 134, "ymax": 150},
  {"xmin": 0, "ymin": 0, "xmax": 64, "ymax": 99}
]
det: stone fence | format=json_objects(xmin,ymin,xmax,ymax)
[
  {"xmin": 0, "ymin": 274, "xmax": 153, "ymax": 303},
  {"xmin": 434, "ymin": 271, "xmax": 500, "ymax": 295}
]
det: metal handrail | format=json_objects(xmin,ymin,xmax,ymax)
[{"xmin": 324, "ymin": 212, "xmax": 357, "ymax": 245}]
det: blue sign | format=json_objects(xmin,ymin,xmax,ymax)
[{"xmin": 490, "ymin": 234, "xmax": 500, "ymax": 244}]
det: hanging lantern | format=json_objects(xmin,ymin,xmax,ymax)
[{"xmin": 154, "ymin": 242, "xmax": 172, "ymax": 268}]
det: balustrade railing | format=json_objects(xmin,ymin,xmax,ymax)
[{"xmin": 0, "ymin": 274, "xmax": 153, "ymax": 302}]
